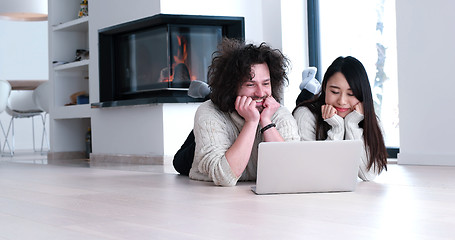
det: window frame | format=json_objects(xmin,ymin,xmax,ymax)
[{"xmin": 307, "ymin": 0, "xmax": 399, "ymax": 158}]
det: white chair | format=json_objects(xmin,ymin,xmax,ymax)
[
  {"xmin": 33, "ymin": 82, "xmax": 50, "ymax": 153},
  {"xmin": 3, "ymin": 90, "xmax": 43, "ymax": 155},
  {"xmin": 0, "ymin": 80, "xmax": 12, "ymax": 155}
]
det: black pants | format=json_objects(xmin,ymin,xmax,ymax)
[
  {"xmin": 172, "ymin": 130, "xmax": 196, "ymax": 176},
  {"xmin": 172, "ymin": 89, "xmax": 315, "ymax": 175}
]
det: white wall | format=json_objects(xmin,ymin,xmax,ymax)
[
  {"xmin": 396, "ymin": 0, "xmax": 455, "ymax": 165},
  {"xmin": 0, "ymin": 21, "xmax": 48, "ymax": 80},
  {"xmin": 88, "ymin": 0, "xmax": 161, "ymax": 105},
  {"xmin": 281, "ymin": 0, "xmax": 308, "ymax": 110},
  {"xmin": 0, "ymin": 20, "xmax": 49, "ymax": 151},
  {"xmin": 89, "ymin": 0, "xmax": 162, "ymax": 156},
  {"xmin": 159, "ymin": 0, "xmax": 264, "ymax": 43},
  {"xmin": 162, "ymin": 103, "xmax": 201, "ymax": 155},
  {"xmin": 90, "ymin": 0, "xmax": 304, "ymax": 158}
]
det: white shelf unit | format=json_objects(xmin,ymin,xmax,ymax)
[
  {"xmin": 52, "ymin": 16, "xmax": 88, "ymax": 32},
  {"xmin": 49, "ymin": 0, "xmax": 91, "ymax": 154},
  {"xmin": 54, "ymin": 59, "xmax": 89, "ymax": 71}
]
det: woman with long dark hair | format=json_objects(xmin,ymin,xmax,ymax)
[{"xmin": 293, "ymin": 56, "xmax": 387, "ymax": 181}]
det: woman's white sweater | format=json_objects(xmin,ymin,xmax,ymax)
[{"xmin": 293, "ymin": 106, "xmax": 378, "ymax": 181}]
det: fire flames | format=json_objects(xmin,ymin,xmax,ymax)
[
  {"xmin": 173, "ymin": 35, "xmax": 187, "ymax": 65},
  {"xmin": 162, "ymin": 35, "xmax": 197, "ymax": 83}
]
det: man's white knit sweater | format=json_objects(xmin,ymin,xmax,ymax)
[
  {"xmin": 190, "ymin": 100, "xmax": 300, "ymax": 186},
  {"xmin": 293, "ymin": 106, "xmax": 378, "ymax": 181}
]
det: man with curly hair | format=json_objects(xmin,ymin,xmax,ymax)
[{"xmin": 181, "ymin": 38, "xmax": 299, "ymax": 186}]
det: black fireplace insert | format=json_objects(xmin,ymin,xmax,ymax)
[{"xmin": 96, "ymin": 14, "xmax": 244, "ymax": 107}]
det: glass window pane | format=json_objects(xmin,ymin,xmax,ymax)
[{"xmin": 319, "ymin": 0, "xmax": 399, "ymax": 148}]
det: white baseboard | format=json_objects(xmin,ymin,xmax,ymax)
[
  {"xmin": 90, "ymin": 153, "xmax": 164, "ymax": 165},
  {"xmin": 398, "ymin": 153, "xmax": 455, "ymax": 166}
]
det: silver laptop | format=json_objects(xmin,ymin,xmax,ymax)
[{"xmin": 252, "ymin": 140, "xmax": 362, "ymax": 195}]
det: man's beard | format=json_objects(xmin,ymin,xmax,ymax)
[{"xmin": 256, "ymin": 105, "xmax": 264, "ymax": 113}]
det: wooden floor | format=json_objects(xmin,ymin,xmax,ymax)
[{"xmin": 1, "ymin": 153, "xmax": 455, "ymax": 240}]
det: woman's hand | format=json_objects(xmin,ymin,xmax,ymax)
[
  {"xmin": 235, "ymin": 96, "xmax": 260, "ymax": 123},
  {"xmin": 321, "ymin": 104, "xmax": 337, "ymax": 120},
  {"xmin": 353, "ymin": 102, "xmax": 364, "ymax": 115}
]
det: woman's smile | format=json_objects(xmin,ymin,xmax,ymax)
[{"xmin": 335, "ymin": 107, "xmax": 350, "ymax": 112}]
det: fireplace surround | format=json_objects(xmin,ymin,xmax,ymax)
[{"xmin": 95, "ymin": 14, "xmax": 244, "ymax": 108}]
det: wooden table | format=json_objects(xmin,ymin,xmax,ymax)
[{"xmin": 7, "ymin": 80, "xmax": 47, "ymax": 90}]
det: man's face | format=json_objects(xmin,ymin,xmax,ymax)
[{"xmin": 237, "ymin": 63, "xmax": 272, "ymax": 112}]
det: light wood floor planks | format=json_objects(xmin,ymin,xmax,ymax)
[{"xmin": 1, "ymin": 154, "xmax": 455, "ymax": 240}]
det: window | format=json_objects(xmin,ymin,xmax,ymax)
[{"xmin": 308, "ymin": 0, "xmax": 399, "ymax": 156}]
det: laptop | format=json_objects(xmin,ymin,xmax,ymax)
[{"xmin": 252, "ymin": 140, "xmax": 362, "ymax": 195}]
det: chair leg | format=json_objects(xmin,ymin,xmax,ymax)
[
  {"xmin": 43, "ymin": 113, "xmax": 49, "ymax": 151},
  {"xmin": 0, "ymin": 121, "xmax": 12, "ymax": 156},
  {"xmin": 38, "ymin": 113, "xmax": 49, "ymax": 154},
  {"xmin": 2, "ymin": 115, "xmax": 47, "ymax": 156},
  {"xmin": 2, "ymin": 117, "xmax": 14, "ymax": 156},
  {"xmin": 32, "ymin": 116, "xmax": 36, "ymax": 152},
  {"xmin": 12, "ymin": 117, "xmax": 15, "ymax": 155}
]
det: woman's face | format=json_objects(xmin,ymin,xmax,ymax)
[{"xmin": 324, "ymin": 72, "xmax": 360, "ymax": 118}]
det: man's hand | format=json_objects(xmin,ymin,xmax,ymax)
[
  {"xmin": 259, "ymin": 96, "xmax": 280, "ymax": 126},
  {"xmin": 235, "ymin": 96, "xmax": 260, "ymax": 124}
]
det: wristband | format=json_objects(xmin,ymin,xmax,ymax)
[{"xmin": 260, "ymin": 123, "xmax": 276, "ymax": 134}]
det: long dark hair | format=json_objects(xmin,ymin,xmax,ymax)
[
  {"xmin": 294, "ymin": 56, "xmax": 387, "ymax": 174},
  {"xmin": 208, "ymin": 38, "xmax": 289, "ymax": 113}
]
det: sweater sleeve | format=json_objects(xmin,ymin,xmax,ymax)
[
  {"xmin": 293, "ymin": 106, "xmax": 317, "ymax": 141},
  {"xmin": 324, "ymin": 114, "xmax": 345, "ymax": 141},
  {"xmin": 344, "ymin": 110, "xmax": 377, "ymax": 181},
  {"xmin": 294, "ymin": 106, "xmax": 344, "ymax": 141},
  {"xmin": 272, "ymin": 106, "xmax": 300, "ymax": 142},
  {"xmin": 191, "ymin": 104, "xmax": 240, "ymax": 186}
]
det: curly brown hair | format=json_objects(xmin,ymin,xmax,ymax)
[{"xmin": 208, "ymin": 38, "xmax": 290, "ymax": 113}]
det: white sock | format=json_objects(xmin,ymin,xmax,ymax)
[
  {"xmin": 300, "ymin": 67, "xmax": 321, "ymax": 94},
  {"xmin": 188, "ymin": 80, "xmax": 210, "ymax": 98}
]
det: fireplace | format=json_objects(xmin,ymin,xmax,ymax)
[{"xmin": 96, "ymin": 14, "xmax": 244, "ymax": 107}]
